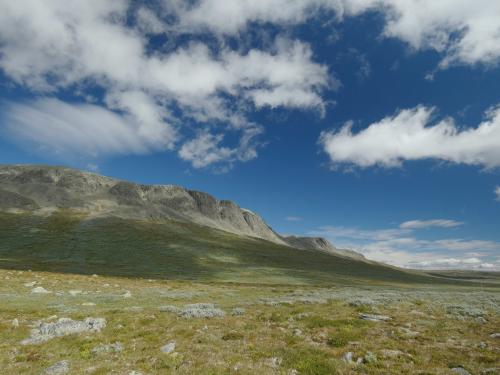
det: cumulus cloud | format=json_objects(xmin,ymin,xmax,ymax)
[
  {"xmin": 320, "ymin": 106, "xmax": 500, "ymax": 169},
  {"xmin": 400, "ymin": 219, "xmax": 464, "ymax": 230},
  {"xmin": 178, "ymin": 0, "xmax": 500, "ymax": 67},
  {"xmin": 0, "ymin": 0, "xmax": 329, "ymax": 169},
  {"xmin": 310, "ymin": 222, "xmax": 500, "ymax": 270}
]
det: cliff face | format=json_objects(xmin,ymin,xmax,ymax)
[
  {"xmin": 0, "ymin": 165, "xmax": 285, "ymax": 244},
  {"xmin": 0, "ymin": 164, "xmax": 364, "ymax": 259}
]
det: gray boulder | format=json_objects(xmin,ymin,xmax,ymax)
[
  {"xmin": 21, "ymin": 317, "xmax": 106, "ymax": 345},
  {"xmin": 44, "ymin": 360, "xmax": 70, "ymax": 375}
]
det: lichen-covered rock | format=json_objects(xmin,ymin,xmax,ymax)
[
  {"xmin": 92, "ymin": 342, "xmax": 123, "ymax": 354},
  {"xmin": 44, "ymin": 360, "xmax": 70, "ymax": 375},
  {"xmin": 161, "ymin": 342, "xmax": 176, "ymax": 354},
  {"xmin": 359, "ymin": 313, "xmax": 391, "ymax": 322},
  {"xmin": 21, "ymin": 317, "xmax": 106, "ymax": 345}
]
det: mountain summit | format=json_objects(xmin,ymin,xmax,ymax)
[{"xmin": 0, "ymin": 165, "xmax": 361, "ymax": 259}]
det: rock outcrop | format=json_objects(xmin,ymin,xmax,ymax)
[
  {"xmin": 0, "ymin": 165, "xmax": 284, "ymax": 244},
  {"xmin": 284, "ymin": 236, "xmax": 365, "ymax": 259},
  {"xmin": 0, "ymin": 164, "xmax": 364, "ymax": 258}
]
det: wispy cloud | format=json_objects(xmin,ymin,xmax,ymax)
[
  {"xmin": 496, "ymin": 186, "xmax": 500, "ymax": 201},
  {"xmin": 285, "ymin": 216, "xmax": 303, "ymax": 222},
  {"xmin": 399, "ymin": 219, "xmax": 463, "ymax": 230}
]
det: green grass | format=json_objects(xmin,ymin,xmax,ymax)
[{"xmin": 0, "ymin": 211, "xmax": 482, "ymax": 286}]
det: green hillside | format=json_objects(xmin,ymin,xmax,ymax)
[{"xmin": 0, "ymin": 211, "xmax": 469, "ymax": 286}]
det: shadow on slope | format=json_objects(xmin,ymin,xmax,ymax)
[{"xmin": 0, "ymin": 212, "xmax": 475, "ymax": 286}]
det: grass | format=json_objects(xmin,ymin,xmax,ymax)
[
  {"xmin": 0, "ymin": 211, "xmax": 499, "ymax": 374},
  {"xmin": 0, "ymin": 211, "xmax": 486, "ymax": 286},
  {"xmin": 0, "ymin": 268, "xmax": 498, "ymax": 374}
]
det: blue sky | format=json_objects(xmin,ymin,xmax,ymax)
[{"xmin": 0, "ymin": 0, "xmax": 499, "ymax": 270}]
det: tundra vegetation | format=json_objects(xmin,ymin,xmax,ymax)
[{"xmin": 0, "ymin": 212, "xmax": 499, "ymax": 374}]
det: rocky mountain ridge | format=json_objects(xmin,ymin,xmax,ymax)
[{"xmin": 0, "ymin": 165, "xmax": 362, "ymax": 258}]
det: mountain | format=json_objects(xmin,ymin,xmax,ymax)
[
  {"xmin": 284, "ymin": 236, "xmax": 365, "ymax": 260},
  {"xmin": 0, "ymin": 164, "xmax": 481, "ymax": 286},
  {"xmin": 0, "ymin": 164, "xmax": 360, "ymax": 258}
]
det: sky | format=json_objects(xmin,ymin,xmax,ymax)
[{"xmin": 0, "ymin": 0, "xmax": 499, "ymax": 270}]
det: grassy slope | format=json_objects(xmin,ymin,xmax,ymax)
[{"xmin": 0, "ymin": 212, "xmax": 474, "ymax": 286}]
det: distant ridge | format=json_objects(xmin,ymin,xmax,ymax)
[{"xmin": 0, "ymin": 164, "xmax": 362, "ymax": 259}]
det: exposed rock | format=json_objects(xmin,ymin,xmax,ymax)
[
  {"xmin": 379, "ymin": 349, "xmax": 406, "ymax": 358},
  {"xmin": 342, "ymin": 352, "xmax": 354, "ymax": 363},
  {"xmin": 161, "ymin": 303, "xmax": 225, "ymax": 318},
  {"xmin": 44, "ymin": 360, "xmax": 70, "ymax": 375},
  {"xmin": 11, "ymin": 318, "xmax": 19, "ymax": 327},
  {"xmin": 451, "ymin": 367, "xmax": 471, "ymax": 375},
  {"xmin": 267, "ymin": 357, "xmax": 282, "ymax": 368},
  {"xmin": 31, "ymin": 286, "xmax": 51, "ymax": 294},
  {"xmin": 68, "ymin": 290, "xmax": 82, "ymax": 296},
  {"xmin": 24, "ymin": 281, "xmax": 37, "ymax": 287},
  {"xmin": 92, "ymin": 342, "xmax": 123, "ymax": 354},
  {"xmin": 0, "ymin": 165, "xmax": 285, "ymax": 245},
  {"xmin": 231, "ymin": 307, "xmax": 245, "ymax": 316},
  {"xmin": 490, "ymin": 333, "xmax": 500, "ymax": 338},
  {"xmin": 161, "ymin": 342, "xmax": 176, "ymax": 354},
  {"xmin": 21, "ymin": 317, "xmax": 106, "ymax": 345},
  {"xmin": 293, "ymin": 328, "xmax": 303, "ymax": 337},
  {"xmin": 283, "ymin": 235, "xmax": 365, "ymax": 259},
  {"xmin": 123, "ymin": 290, "xmax": 132, "ymax": 298},
  {"xmin": 359, "ymin": 313, "xmax": 391, "ymax": 322}
]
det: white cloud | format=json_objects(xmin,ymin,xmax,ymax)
[
  {"xmin": 177, "ymin": 0, "xmax": 500, "ymax": 67},
  {"xmin": 495, "ymin": 186, "xmax": 500, "ymax": 201},
  {"xmin": 178, "ymin": 132, "xmax": 236, "ymax": 169},
  {"xmin": 286, "ymin": 216, "xmax": 303, "ymax": 222},
  {"xmin": 320, "ymin": 105, "xmax": 500, "ymax": 169},
  {"xmin": 0, "ymin": 1, "xmax": 329, "ymax": 169},
  {"xmin": 310, "ymin": 223, "xmax": 500, "ymax": 270},
  {"xmin": 174, "ymin": 0, "xmax": 342, "ymax": 35},
  {"xmin": 2, "ymin": 98, "xmax": 168, "ymax": 157},
  {"xmin": 400, "ymin": 219, "xmax": 463, "ymax": 230}
]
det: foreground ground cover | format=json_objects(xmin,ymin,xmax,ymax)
[{"xmin": 0, "ymin": 269, "xmax": 498, "ymax": 374}]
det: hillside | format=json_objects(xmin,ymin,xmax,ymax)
[{"xmin": 0, "ymin": 164, "xmax": 361, "ymax": 258}]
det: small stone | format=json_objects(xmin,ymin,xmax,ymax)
[
  {"xmin": 82, "ymin": 302, "xmax": 96, "ymax": 306},
  {"xmin": 490, "ymin": 333, "xmax": 500, "ymax": 338},
  {"xmin": 379, "ymin": 349, "xmax": 405, "ymax": 358},
  {"xmin": 123, "ymin": 291, "xmax": 132, "ymax": 298},
  {"xmin": 24, "ymin": 281, "xmax": 37, "ymax": 287},
  {"xmin": 12, "ymin": 318, "xmax": 19, "ymax": 328},
  {"xmin": 68, "ymin": 290, "xmax": 82, "ymax": 296},
  {"xmin": 343, "ymin": 352, "xmax": 354, "ymax": 363},
  {"xmin": 356, "ymin": 357, "xmax": 364, "ymax": 365},
  {"xmin": 92, "ymin": 342, "xmax": 123, "ymax": 355},
  {"xmin": 359, "ymin": 313, "xmax": 391, "ymax": 322},
  {"xmin": 161, "ymin": 342, "xmax": 176, "ymax": 354},
  {"xmin": 44, "ymin": 360, "xmax": 70, "ymax": 375},
  {"xmin": 451, "ymin": 367, "xmax": 471, "ymax": 375},
  {"xmin": 231, "ymin": 307, "xmax": 245, "ymax": 316},
  {"xmin": 31, "ymin": 286, "xmax": 51, "ymax": 294},
  {"xmin": 293, "ymin": 328, "xmax": 303, "ymax": 337},
  {"xmin": 268, "ymin": 357, "xmax": 282, "ymax": 368}
]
